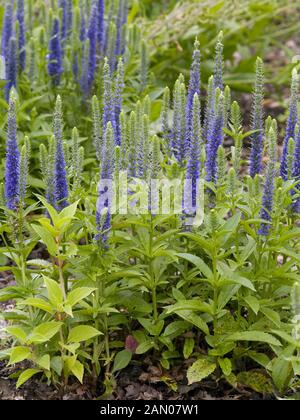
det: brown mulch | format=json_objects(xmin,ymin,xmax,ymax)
[{"xmin": 0, "ymin": 358, "xmax": 276, "ymax": 401}]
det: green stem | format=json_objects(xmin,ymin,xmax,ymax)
[
  {"xmin": 100, "ymin": 268, "xmax": 110, "ymax": 369},
  {"xmin": 149, "ymin": 215, "xmax": 158, "ymax": 322},
  {"xmin": 57, "ymin": 257, "xmax": 67, "ymax": 300},
  {"xmin": 212, "ymin": 242, "xmax": 218, "ymax": 333},
  {"xmin": 152, "ymin": 286, "xmax": 158, "ymax": 322}
]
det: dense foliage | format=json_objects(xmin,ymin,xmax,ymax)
[{"xmin": 0, "ymin": 0, "xmax": 300, "ymax": 398}]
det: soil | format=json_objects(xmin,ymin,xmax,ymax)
[{"xmin": 0, "ymin": 358, "xmax": 276, "ymax": 401}]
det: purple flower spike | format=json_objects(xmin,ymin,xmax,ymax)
[
  {"xmin": 47, "ymin": 17, "xmax": 63, "ymax": 86},
  {"xmin": 97, "ymin": 0, "xmax": 105, "ymax": 52},
  {"xmin": 79, "ymin": 3, "xmax": 86, "ymax": 42},
  {"xmin": 1, "ymin": 0, "xmax": 14, "ymax": 59},
  {"xmin": 114, "ymin": 58, "xmax": 124, "ymax": 146},
  {"xmin": 17, "ymin": 0, "xmax": 26, "ymax": 72},
  {"xmin": 258, "ymin": 126, "xmax": 277, "ymax": 236},
  {"xmin": 59, "ymin": 0, "xmax": 68, "ymax": 44},
  {"xmin": 205, "ymin": 92, "xmax": 224, "ymax": 183},
  {"xmin": 292, "ymin": 127, "xmax": 300, "ymax": 213},
  {"xmin": 96, "ymin": 122, "xmax": 115, "ymax": 246},
  {"xmin": 86, "ymin": 2, "xmax": 97, "ymax": 92},
  {"xmin": 5, "ymin": 92, "xmax": 20, "ymax": 210},
  {"xmin": 67, "ymin": 0, "xmax": 73, "ymax": 37},
  {"xmin": 103, "ymin": 58, "xmax": 116, "ymax": 134},
  {"xmin": 54, "ymin": 96, "xmax": 68, "ymax": 210},
  {"xmin": 280, "ymin": 68, "xmax": 299, "ymax": 180},
  {"xmin": 186, "ymin": 93, "xmax": 201, "ymax": 209},
  {"xmin": 214, "ymin": 31, "xmax": 223, "ymax": 91},
  {"xmin": 249, "ymin": 57, "xmax": 264, "ymax": 178},
  {"xmin": 5, "ymin": 37, "xmax": 17, "ymax": 102},
  {"xmin": 185, "ymin": 39, "xmax": 201, "ymax": 157},
  {"xmin": 115, "ymin": 0, "xmax": 126, "ymax": 57}
]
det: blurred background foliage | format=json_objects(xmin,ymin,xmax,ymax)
[
  {"xmin": 136, "ymin": 0, "xmax": 300, "ymax": 94},
  {"xmin": 0, "ymin": 0, "xmax": 299, "ymax": 151}
]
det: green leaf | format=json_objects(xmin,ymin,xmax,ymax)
[
  {"xmin": 28, "ymin": 322, "xmax": 63, "ymax": 344},
  {"xmin": 163, "ymin": 321, "xmax": 189, "ymax": 338},
  {"xmin": 36, "ymin": 195, "xmax": 59, "ymax": 224},
  {"xmin": 165, "ymin": 300, "xmax": 213, "ymax": 315},
  {"xmin": 239, "ymin": 236, "xmax": 256, "ymax": 262},
  {"xmin": 261, "ymin": 307, "xmax": 281, "ymax": 327},
  {"xmin": 6, "ymin": 326, "xmax": 27, "ymax": 343},
  {"xmin": 271, "ymin": 330, "xmax": 299, "ymax": 347},
  {"xmin": 248, "ymin": 351, "xmax": 270, "ymax": 368},
  {"xmin": 50, "ymin": 356, "xmax": 63, "ymax": 376},
  {"xmin": 112, "ymin": 349, "xmax": 132, "ymax": 373},
  {"xmin": 22, "ymin": 297, "xmax": 53, "ymax": 313},
  {"xmin": 243, "ymin": 295, "xmax": 260, "ymax": 315},
  {"xmin": 137, "ymin": 318, "xmax": 164, "ymax": 336},
  {"xmin": 218, "ymin": 357, "xmax": 232, "ymax": 376},
  {"xmin": 175, "ymin": 310, "xmax": 209, "ymax": 335},
  {"xmin": 32, "ymin": 224, "xmax": 57, "ymax": 256},
  {"xmin": 59, "ymin": 201, "xmax": 79, "ymax": 219},
  {"xmin": 44, "ymin": 277, "xmax": 63, "ymax": 309},
  {"xmin": 226, "ymin": 331, "xmax": 281, "ymax": 347},
  {"xmin": 37, "ymin": 354, "xmax": 50, "ymax": 370},
  {"xmin": 28, "ymin": 175, "xmax": 45, "ymax": 189},
  {"xmin": 218, "ymin": 285, "xmax": 240, "ymax": 310},
  {"xmin": 237, "ymin": 371, "xmax": 273, "ymax": 394},
  {"xmin": 179, "ymin": 233, "xmax": 214, "ymax": 255},
  {"xmin": 8, "ymin": 347, "xmax": 31, "ymax": 365},
  {"xmin": 272, "ymin": 347, "xmax": 294, "ymax": 392},
  {"xmin": 209, "ymin": 342, "xmax": 236, "ymax": 357},
  {"xmin": 71, "ymin": 360, "xmax": 84, "ymax": 383},
  {"xmin": 177, "ymin": 253, "xmax": 213, "ymax": 278},
  {"xmin": 61, "ymin": 343, "xmax": 80, "ymax": 354},
  {"xmin": 66, "ymin": 287, "xmax": 95, "ymax": 307},
  {"xmin": 26, "ymin": 259, "xmax": 52, "ymax": 268},
  {"xmin": 218, "ymin": 262, "xmax": 256, "ymax": 291},
  {"xmin": 187, "ymin": 358, "xmax": 216, "ymax": 385},
  {"xmin": 16, "ymin": 369, "xmax": 42, "ymax": 388},
  {"xmin": 218, "ymin": 213, "xmax": 241, "ymax": 244},
  {"xmin": 67, "ymin": 325, "xmax": 102, "ymax": 343},
  {"xmin": 135, "ymin": 341, "xmax": 154, "ymax": 354},
  {"xmin": 183, "ymin": 337, "xmax": 194, "ymax": 359}
]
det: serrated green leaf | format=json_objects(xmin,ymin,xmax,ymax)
[
  {"xmin": 44, "ymin": 277, "xmax": 63, "ymax": 309},
  {"xmin": 28, "ymin": 322, "xmax": 63, "ymax": 344},
  {"xmin": 66, "ymin": 287, "xmax": 95, "ymax": 308},
  {"xmin": 22, "ymin": 298, "xmax": 53, "ymax": 313},
  {"xmin": 238, "ymin": 370, "xmax": 273, "ymax": 394},
  {"xmin": 37, "ymin": 354, "xmax": 50, "ymax": 370},
  {"xmin": 16, "ymin": 369, "xmax": 42, "ymax": 388},
  {"xmin": 67, "ymin": 325, "xmax": 102, "ymax": 343},
  {"xmin": 226, "ymin": 331, "xmax": 281, "ymax": 346},
  {"xmin": 31, "ymin": 224, "xmax": 57, "ymax": 256},
  {"xmin": 8, "ymin": 347, "xmax": 31, "ymax": 365},
  {"xmin": 137, "ymin": 318, "xmax": 164, "ymax": 336},
  {"xmin": 6, "ymin": 326, "xmax": 27, "ymax": 343},
  {"xmin": 59, "ymin": 201, "xmax": 79, "ymax": 220},
  {"xmin": 165, "ymin": 300, "xmax": 213, "ymax": 315},
  {"xmin": 177, "ymin": 253, "xmax": 213, "ymax": 278},
  {"xmin": 187, "ymin": 358, "xmax": 216, "ymax": 385},
  {"xmin": 71, "ymin": 360, "xmax": 84, "ymax": 383}
]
